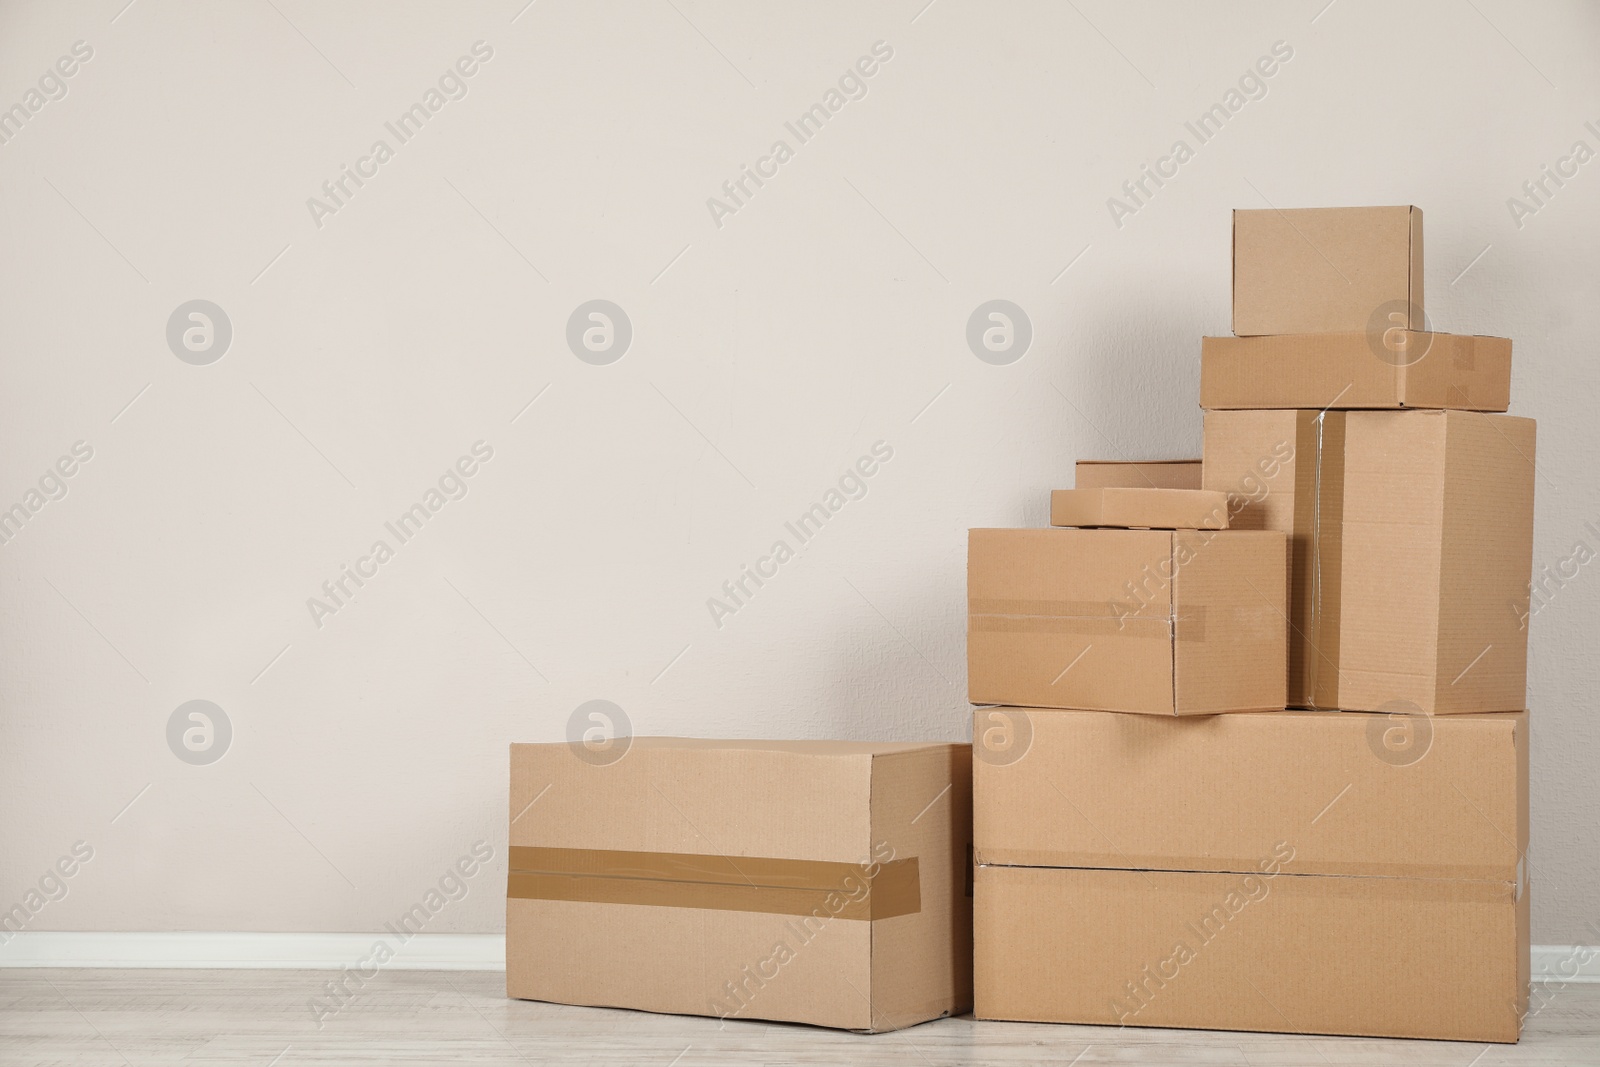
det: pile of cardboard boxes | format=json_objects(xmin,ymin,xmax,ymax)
[
  {"xmin": 502, "ymin": 206, "xmax": 1535, "ymax": 1045},
  {"xmin": 971, "ymin": 206, "xmax": 1534, "ymax": 1043}
]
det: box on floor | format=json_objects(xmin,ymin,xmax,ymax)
[
  {"xmin": 972, "ymin": 707, "xmax": 1529, "ymax": 1043},
  {"xmin": 506, "ymin": 737, "xmax": 972, "ymax": 1032}
]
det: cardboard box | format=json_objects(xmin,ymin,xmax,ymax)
[
  {"xmin": 1338, "ymin": 410, "xmax": 1535, "ymax": 713},
  {"xmin": 1049, "ymin": 488, "xmax": 1229, "ymax": 530},
  {"xmin": 506, "ymin": 738, "xmax": 972, "ymax": 1032},
  {"xmin": 1202, "ymin": 410, "xmax": 1347, "ymax": 708},
  {"xmin": 1203, "ymin": 409, "xmax": 1535, "ymax": 714},
  {"xmin": 1232, "ymin": 205, "xmax": 1422, "ymax": 336},
  {"xmin": 973, "ymin": 708, "xmax": 1529, "ymax": 1042},
  {"xmin": 967, "ymin": 528, "xmax": 1287, "ymax": 714},
  {"xmin": 1075, "ymin": 459, "xmax": 1202, "ymax": 490},
  {"xmin": 1200, "ymin": 332, "xmax": 1512, "ymax": 411}
]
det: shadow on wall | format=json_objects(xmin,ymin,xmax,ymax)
[
  {"xmin": 825, "ymin": 568, "xmax": 969, "ymax": 745},
  {"xmin": 1047, "ymin": 264, "xmax": 1215, "ymax": 463}
]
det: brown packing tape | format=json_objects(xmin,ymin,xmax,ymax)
[
  {"xmin": 506, "ymin": 846, "xmax": 921, "ymax": 921},
  {"xmin": 1305, "ymin": 411, "xmax": 1330, "ymax": 706},
  {"xmin": 1300, "ymin": 410, "xmax": 1349, "ymax": 709},
  {"xmin": 968, "ymin": 598, "xmax": 1134, "ymax": 618},
  {"xmin": 970, "ymin": 604, "xmax": 1207, "ymax": 642}
]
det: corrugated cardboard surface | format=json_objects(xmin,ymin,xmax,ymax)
[
  {"xmin": 1232, "ymin": 205, "xmax": 1421, "ymax": 336},
  {"xmin": 867, "ymin": 738, "xmax": 975, "ymax": 1031},
  {"xmin": 1200, "ymin": 332, "xmax": 1511, "ymax": 410},
  {"xmin": 1049, "ymin": 488, "xmax": 1229, "ymax": 529},
  {"xmin": 973, "ymin": 709, "xmax": 1526, "ymax": 879},
  {"xmin": 974, "ymin": 865, "xmax": 1525, "ymax": 1042},
  {"xmin": 1202, "ymin": 410, "xmax": 1346, "ymax": 708},
  {"xmin": 506, "ymin": 739, "xmax": 972, "ymax": 1032},
  {"xmin": 1339, "ymin": 410, "xmax": 1536, "ymax": 713},
  {"xmin": 973, "ymin": 708, "xmax": 1529, "ymax": 1042},
  {"xmin": 1075, "ymin": 460, "xmax": 1202, "ymax": 490},
  {"xmin": 967, "ymin": 528, "xmax": 1286, "ymax": 714}
]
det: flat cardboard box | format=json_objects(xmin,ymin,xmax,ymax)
[
  {"xmin": 506, "ymin": 738, "xmax": 972, "ymax": 1032},
  {"xmin": 1200, "ymin": 331, "xmax": 1512, "ymax": 411},
  {"xmin": 1338, "ymin": 410, "xmax": 1535, "ymax": 713},
  {"xmin": 1049, "ymin": 488, "xmax": 1229, "ymax": 530},
  {"xmin": 1202, "ymin": 410, "xmax": 1346, "ymax": 708},
  {"xmin": 973, "ymin": 708, "xmax": 1529, "ymax": 1042},
  {"xmin": 1075, "ymin": 460, "xmax": 1202, "ymax": 490},
  {"xmin": 967, "ymin": 528, "xmax": 1287, "ymax": 714},
  {"xmin": 1232, "ymin": 205, "xmax": 1422, "ymax": 336}
]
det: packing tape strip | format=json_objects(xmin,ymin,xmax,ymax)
[
  {"xmin": 1306, "ymin": 410, "xmax": 1327, "ymax": 706},
  {"xmin": 970, "ymin": 605, "xmax": 1207, "ymax": 642},
  {"xmin": 1303, "ymin": 411, "xmax": 1347, "ymax": 708},
  {"xmin": 506, "ymin": 846, "xmax": 920, "ymax": 920},
  {"xmin": 969, "ymin": 598, "xmax": 1146, "ymax": 618}
]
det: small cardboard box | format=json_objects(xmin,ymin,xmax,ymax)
[
  {"xmin": 1075, "ymin": 459, "xmax": 1202, "ymax": 490},
  {"xmin": 506, "ymin": 738, "xmax": 972, "ymax": 1032},
  {"xmin": 1201, "ymin": 331, "xmax": 1512, "ymax": 411},
  {"xmin": 1049, "ymin": 488, "xmax": 1229, "ymax": 530},
  {"xmin": 967, "ymin": 528, "xmax": 1287, "ymax": 714},
  {"xmin": 1203, "ymin": 410, "xmax": 1347, "ymax": 708},
  {"xmin": 972, "ymin": 707, "xmax": 1529, "ymax": 1043},
  {"xmin": 1204, "ymin": 409, "xmax": 1535, "ymax": 714},
  {"xmin": 1232, "ymin": 205, "xmax": 1422, "ymax": 336}
]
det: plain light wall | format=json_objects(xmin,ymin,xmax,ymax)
[{"xmin": 0, "ymin": 0, "xmax": 1595, "ymax": 945}]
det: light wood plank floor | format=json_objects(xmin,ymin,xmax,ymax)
[{"xmin": 1, "ymin": 969, "xmax": 1596, "ymax": 1065}]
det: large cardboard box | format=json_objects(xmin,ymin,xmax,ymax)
[
  {"xmin": 1203, "ymin": 409, "xmax": 1346, "ymax": 708},
  {"xmin": 1339, "ymin": 410, "xmax": 1535, "ymax": 713},
  {"xmin": 1203, "ymin": 409, "xmax": 1535, "ymax": 714},
  {"xmin": 1049, "ymin": 488, "xmax": 1229, "ymax": 530},
  {"xmin": 1201, "ymin": 331, "xmax": 1512, "ymax": 411},
  {"xmin": 967, "ymin": 528, "xmax": 1287, "ymax": 714},
  {"xmin": 1075, "ymin": 459, "xmax": 1202, "ymax": 490},
  {"xmin": 506, "ymin": 738, "xmax": 972, "ymax": 1032},
  {"xmin": 973, "ymin": 708, "xmax": 1529, "ymax": 1043},
  {"xmin": 1233, "ymin": 205, "xmax": 1422, "ymax": 336}
]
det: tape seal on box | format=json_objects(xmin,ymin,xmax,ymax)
[
  {"xmin": 506, "ymin": 846, "xmax": 920, "ymax": 920},
  {"xmin": 969, "ymin": 601, "xmax": 1206, "ymax": 642}
]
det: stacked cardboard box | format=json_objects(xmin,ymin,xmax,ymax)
[{"xmin": 970, "ymin": 206, "xmax": 1534, "ymax": 1043}]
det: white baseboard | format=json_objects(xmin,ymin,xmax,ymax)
[
  {"xmin": 0, "ymin": 932, "xmax": 505, "ymax": 969},
  {"xmin": 0, "ymin": 934, "xmax": 1595, "ymax": 979},
  {"xmin": 1533, "ymin": 945, "xmax": 1600, "ymax": 983}
]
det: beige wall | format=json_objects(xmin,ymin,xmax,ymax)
[{"xmin": 0, "ymin": 0, "xmax": 1595, "ymax": 943}]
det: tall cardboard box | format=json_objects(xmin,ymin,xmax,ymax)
[
  {"xmin": 1203, "ymin": 409, "xmax": 1535, "ymax": 714},
  {"xmin": 1232, "ymin": 205, "xmax": 1422, "ymax": 336},
  {"xmin": 968, "ymin": 527, "xmax": 1287, "ymax": 714},
  {"xmin": 1339, "ymin": 409, "xmax": 1535, "ymax": 713},
  {"xmin": 973, "ymin": 708, "xmax": 1530, "ymax": 1042},
  {"xmin": 1203, "ymin": 409, "xmax": 1346, "ymax": 708},
  {"xmin": 506, "ymin": 738, "xmax": 972, "ymax": 1032}
]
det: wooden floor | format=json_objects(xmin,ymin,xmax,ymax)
[{"xmin": 1, "ymin": 969, "xmax": 1596, "ymax": 1065}]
